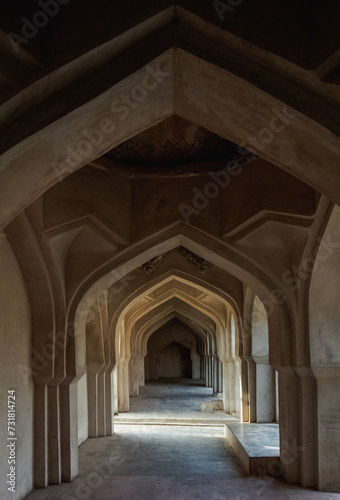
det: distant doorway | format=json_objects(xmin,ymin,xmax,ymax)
[
  {"xmin": 158, "ymin": 341, "xmax": 192, "ymax": 379},
  {"xmin": 144, "ymin": 319, "xmax": 201, "ymax": 382}
]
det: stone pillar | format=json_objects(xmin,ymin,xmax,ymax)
[
  {"xmin": 241, "ymin": 357, "xmax": 249, "ymax": 422},
  {"xmin": 87, "ymin": 373, "xmax": 98, "ymax": 437},
  {"xmin": 48, "ymin": 384, "xmax": 62, "ymax": 484},
  {"xmin": 86, "ymin": 294, "xmax": 111, "ymax": 436},
  {"xmin": 205, "ymin": 356, "xmax": 209, "ymax": 386},
  {"xmin": 117, "ymin": 361, "xmax": 129, "ymax": 412},
  {"xmin": 34, "ymin": 383, "xmax": 49, "ymax": 488},
  {"xmin": 229, "ymin": 361, "xmax": 236, "ymax": 414},
  {"xmin": 219, "ymin": 359, "xmax": 223, "ymax": 393},
  {"xmin": 234, "ymin": 359, "xmax": 241, "ymax": 417},
  {"xmin": 139, "ymin": 355, "xmax": 145, "ymax": 387},
  {"xmin": 34, "ymin": 344, "xmax": 79, "ymax": 488},
  {"xmin": 97, "ymin": 372, "xmax": 106, "ymax": 436},
  {"xmin": 222, "ymin": 361, "xmax": 230, "ymax": 413},
  {"xmin": 255, "ymin": 361, "xmax": 276, "ymax": 422},
  {"xmin": 129, "ymin": 356, "xmax": 139, "ymax": 397},
  {"xmin": 113, "ymin": 367, "xmax": 118, "ymax": 415},
  {"xmin": 209, "ymin": 356, "xmax": 213, "ymax": 387},
  {"xmin": 212, "ymin": 356, "xmax": 219, "ymax": 392},
  {"xmin": 105, "ymin": 370, "xmax": 114, "ymax": 436},
  {"xmin": 313, "ymin": 369, "xmax": 340, "ymax": 492},
  {"xmin": 296, "ymin": 368, "xmax": 316, "ymax": 488},
  {"xmin": 247, "ymin": 358, "xmax": 256, "ymax": 422},
  {"xmin": 60, "ymin": 380, "xmax": 78, "ymax": 482},
  {"xmin": 277, "ymin": 367, "xmax": 325, "ymax": 489},
  {"xmin": 278, "ymin": 369, "xmax": 300, "ymax": 484}
]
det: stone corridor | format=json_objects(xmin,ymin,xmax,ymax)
[
  {"xmin": 115, "ymin": 378, "xmax": 236, "ymax": 424},
  {"xmin": 24, "ymin": 382, "xmax": 340, "ymax": 500},
  {"xmin": 2, "ymin": 2, "xmax": 340, "ymax": 498}
]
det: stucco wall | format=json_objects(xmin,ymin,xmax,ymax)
[
  {"xmin": 310, "ymin": 205, "xmax": 340, "ymax": 366},
  {"xmin": 0, "ymin": 238, "xmax": 33, "ymax": 500}
]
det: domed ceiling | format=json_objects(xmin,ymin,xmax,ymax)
[
  {"xmin": 100, "ymin": 115, "xmax": 255, "ymax": 177},
  {"xmin": 105, "ymin": 115, "xmax": 242, "ymax": 166}
]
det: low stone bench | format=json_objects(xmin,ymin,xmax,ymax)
[{"xmin": 225, "ymin": 422, "xmax": 280, "ymax": 475}]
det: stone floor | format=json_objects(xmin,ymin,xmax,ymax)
[
  {"xmin": 24, "ymin": 380, "xmax": 340, "ymax": 500},
  {"xmin": 115, "ymin": 378, "xmax": 237, "ymax": 424}
]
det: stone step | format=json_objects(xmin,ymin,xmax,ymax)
[
  {"xmin": 114, "ymin": 418, "xmax": 227, "ymax": 426},
  {"xmin": 225, "ymin": 423, "xmax": 280, "ymax": 475}
]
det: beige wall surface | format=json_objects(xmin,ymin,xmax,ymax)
[{"xmin": 0, "ymin": 239, "xmax": 33, "ymax": 500}]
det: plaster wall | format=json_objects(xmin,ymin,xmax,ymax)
[
  {"xmin": 0, "ymin": 238, "xmax": 33, "ymax": 500},
  {"xmin": 309, "ymin": 205, "xmax": 340, "ymax": 491},
  {"xmin": 310, "ymin": 204, "xmax": 340, "ymax": 366}
]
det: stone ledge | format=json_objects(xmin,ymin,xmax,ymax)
[{"xmin": 225, "ymin": 423, "xmax": 280, "ymax": 475}]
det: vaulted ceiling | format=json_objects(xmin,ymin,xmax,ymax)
[
  {"xmin": 1, "ymin": 0, "xmax": 340, "ymax": 104},
  {"xmin": 1, "ymin": 0, "xmax": 339, "ymax": 332}
]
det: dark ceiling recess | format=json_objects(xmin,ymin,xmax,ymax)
[
  {"xmin": 100, "ymin": 115, "xmax": 257, "ymax": 178},
  {"xmin": 105, "ymin": 116, "xmax": 241, "ymax": 167},
  {"xmin": 2, "ymin": 0, "xmax": 339, "ymax": 70}
]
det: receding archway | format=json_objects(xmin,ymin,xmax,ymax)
[
  {"xmin": 157, "ymin": 342, "xmax": 191, "ymax": 378},
  {"xmin": 145, "ymin": 319, "xmax": 200, "ymax": 381}
]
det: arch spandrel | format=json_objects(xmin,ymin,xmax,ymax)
[{"xmin": 2, "ymin": 44, "xmax": 340, "ymax": 228}]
